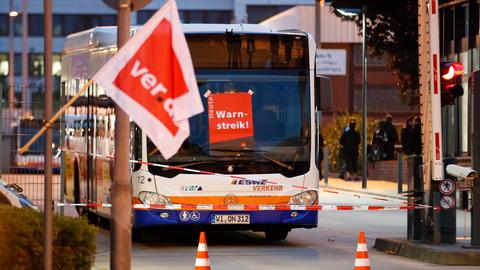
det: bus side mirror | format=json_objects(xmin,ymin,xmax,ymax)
[{"xmin": 315, "ymin": 75, "xmax": 332, "ymax": 110}]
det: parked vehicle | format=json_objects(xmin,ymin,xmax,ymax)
[{"xmin": 0, "ymin": 178, "xmax": 38, "ymax": 210}]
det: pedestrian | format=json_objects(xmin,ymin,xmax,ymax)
[
  {"xmin": 411, "ymin": 116, "xmax": 422, "ymax": 156},
  {"xmin": 339, "ymin": 118, "xmax": 361, "ymax": 180},
  {"xmin": 338, "ymin": 125, "xmax": 349, "ymax": 179},
  {"xmin": 384, "ymin": 114, "xmax": 398, "ymax": 160},
  {"xmin": 401, "ymin": 117, "xmax": 413, "ymax": 155},
  {"xmin": 371, "ymin": 121, "xmax": 388, "ymax": 161}
]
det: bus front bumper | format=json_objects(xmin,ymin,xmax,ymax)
[{"xmin": 133, "ymin": 209, "xmax": 318, "ymax": 229}]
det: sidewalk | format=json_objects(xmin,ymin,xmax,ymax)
[
  {"xmin": 320, "ymin": 177, "xmax": 480, "ymax": 265},
  {"xmin": 320, "ymin": 177, "xmax": 408, "ymax": 200},
  {"xmin": 374, "ymin": 238, "xmax": 480, "ymax": 265}
]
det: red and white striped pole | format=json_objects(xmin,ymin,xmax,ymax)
[{"xmin": 428, "ymin": 0, "xmax": 444, "ymax": 181}]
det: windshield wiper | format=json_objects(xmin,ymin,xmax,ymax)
[{"xmin": 210, "ymin": 148, "xmax": 293, "ymax": 171}]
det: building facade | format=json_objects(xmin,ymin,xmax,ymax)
[
  {"xmin": 0, "ymin": 0, "xmax": 316, "ymax": 95},
  {"xmin": 261, "ymin": 5, "xmax": 416, "ymax": 123},
  {"xmin": 439, "ymin": 0, "xmax": 480, "ymax": 158}
]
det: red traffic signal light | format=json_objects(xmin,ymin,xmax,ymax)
[{"xmin": 440, "ymin": 61, "xmax": 464, "ymax": 106}]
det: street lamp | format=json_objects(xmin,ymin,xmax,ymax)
[
  {"xmin": 335, "ymin": 6, "xmax": 368, "ymax": 188},
  {"xmin": 8, "ymin": 0, "xmax": 18, "ymax": 111}
]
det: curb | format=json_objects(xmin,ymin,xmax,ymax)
[
  {"xmin": 319, "ymin": 182, "xmax": 407, "ymax": 201},
  {"xmin": 374, "ymin": 238, "xmax": 480, "ymax": 266}
]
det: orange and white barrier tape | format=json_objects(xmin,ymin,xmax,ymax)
[
  {"xmin": 57, "ymin": 147, "xmax": 437, "ymax": 210},
  {"xmin": 56, "ymin": 202, "xmax": 435, "ymax": 211},
  {"xmin": 57, "ymin": 147, "xmax": 308, "ymax": 189},
  {"xmin": 57, "ymin": 148, "xmax": 413, "ymax": 204}
]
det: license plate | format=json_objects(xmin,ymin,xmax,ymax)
[{"xmin": 212, "ymin": 214, "xmax": 250, "ymax": 224}]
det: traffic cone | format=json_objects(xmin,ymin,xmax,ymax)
[
  {"xmin": 195, "ymin": 231, "xmax": 211, "ymax": 270},
  {"xmin": 354, "ymin": 231, "xmax": 371, "ymax": 270}
]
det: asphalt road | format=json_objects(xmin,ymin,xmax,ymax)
[{"xmin": 93, "ymin": 188, "xmax": 475, "ymax": 270}]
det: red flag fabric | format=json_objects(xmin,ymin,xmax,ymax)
[{"xmin": 92, "ymin": 0, "xmax": 203, "ymax": 159}]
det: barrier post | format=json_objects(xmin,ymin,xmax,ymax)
[
  {"xmin": 397, "ymin": 153, "xmax": 403, "ymax": 193},
  {"xmin": 324, "ymin": 147, "xmax": 329, "ymax": 184}
]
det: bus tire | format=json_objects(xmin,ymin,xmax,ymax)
[
  {"xmin": 87, "ymin": 211, "xmax": 100, "ymax": 225},
  {"xmin": 132, "ymin": 227, "xmax": 144, "ymax": 243},
  {"xmin": 264, "ymin": 229, "xmax": 289, "ymax": 241}
]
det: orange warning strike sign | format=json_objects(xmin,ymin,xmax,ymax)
[{"xmin": 208, "ymin": 92, "xmax": 254, "ymax": 144}]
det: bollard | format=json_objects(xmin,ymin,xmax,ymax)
[
  {"xmin": 324, "ymin": 147, "xmax": 329, "ymax": 185},
  {"xmin": 397, "ymin": 153, "xmax": 403, "ymax": 193}
]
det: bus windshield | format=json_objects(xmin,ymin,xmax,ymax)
[
  {"xmin": 147, "ymin": 70, "xmax": 310, "ymax": 177},
  {"xmin": 146, "ymin": 33, "xmax": 310, "ymax": 177}
]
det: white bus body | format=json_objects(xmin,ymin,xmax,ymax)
[{"xmin": 61, "ymin": 24, "xmax": 325, "ymax": 240}]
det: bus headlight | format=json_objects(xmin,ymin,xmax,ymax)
[
  {"xmin": 289, "ymin": 190, "xmax": 317, "ymax": 205},
  {"xmin": 138, "ymin": 191, "xmax": 172, "ymax": 205}
]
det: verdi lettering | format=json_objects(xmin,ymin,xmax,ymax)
[{"xmin": 130, "ymin": 60, "xmax": 173, "ymax": 116}]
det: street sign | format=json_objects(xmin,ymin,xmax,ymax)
[
  {"xmin": 439, "ymin": 178, "xmax": 456, "ymax": 195},
  {"xmin": 102, "ymin": 0, "xmax": 151, "ymax": 11},
  {"xmin": 316, "ymin": 49, "xmax": 346, "ymax": 76},
  {"xmin": 440, "ymin": 195, "xmax": 456, "ymax": 209}
]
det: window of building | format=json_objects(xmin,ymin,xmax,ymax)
[
  {"xmin": 0, "ymin": 54, "xmax": 8, "ymax": 76},
  {"xmin": 29, "ymin": 53, "xmax": 62, "ymax": 76},
  {"xmin": 471, "ymin": 1, "xmax": 480, "ymax": 47},
  {"xmin": 353, "ymin": 44, "xmax": 388, "ymax": 66},
  {"xmin": 14, "ymin": 53, "xmax": 21, "ymax": 76},
  {"xmin": 137, "ymin": 10, "xmax": 155, "ymax": 24},
  {"xmin": 442, "ymin": 7, "xmax": 454, "ymax": 56},
  {"xmin": 137, "ymin": 10, "xmax": 232, "ymax": 24},
  {"xmin": 0, "ymin": 14, "xmax": 8, "ymax": 36},
  {"xmin": 0, "ymin": 13, "xmax": 23, "ymax": 36},
  {"xmin": 246, "ymin": 5, "xmax": 293, "ymax": 24},
  {"xmin": 26, "ymin": 14, "xmax": 116, "ymax": 37},
  {"xmin": 353, "ymin": 87, "xmax": 411, "ymax": 113},
  {"xmin": 29, "ymin": 14, "xmax": 44, "ymax": 36}
]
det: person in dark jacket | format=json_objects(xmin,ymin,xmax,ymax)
[
  {"xmin": 401, "ymin": 117, "xmax": 413, "ymax": 155},
  {"xmin": 339, "ymin": 118, "xmax": 361, "ymax": 180},
  {"xmin": 384, "ymin": 114, "xmax": 398, "ymax": 160},
  {"xmin": 371, "ymin": 121, "xmax": 388, "ymax": 161},
  {"xmin": 411, "ymin": 117, "xmax": 422, "ymax": 156}
]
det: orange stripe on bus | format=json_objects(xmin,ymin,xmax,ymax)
[{"xmin": 169, "ymin": 196, "xmax": 290, "ymax": 205}]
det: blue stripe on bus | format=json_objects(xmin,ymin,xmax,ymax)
[{"xmin": 133, "ymin": 209, "xmax": 318, "ymax": 228}]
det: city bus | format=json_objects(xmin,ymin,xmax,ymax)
[{"xmin": 61, "ymin": 24, "xmax": 331, "ymax": 240}]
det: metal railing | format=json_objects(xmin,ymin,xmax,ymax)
[{"xmin": 0, "ymin": 85, "xmax": 62, "ymax": 209}]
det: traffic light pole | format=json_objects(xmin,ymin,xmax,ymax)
[
  {"xmin": 361, "ymin": 5, "xmax": 367, "ymax": 189},
  {"xmin": 466, "ymin": 69, "xmax": 480, "ymax": 248}
]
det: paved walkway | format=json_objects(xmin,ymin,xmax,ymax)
[{"xmin": 320, "ymin": 177, "xmax": 408, "ymax": 200}]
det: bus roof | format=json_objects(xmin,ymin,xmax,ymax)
[{"xmin": 63, "ymin": 24, "xmax": 307, "ymax": 54}]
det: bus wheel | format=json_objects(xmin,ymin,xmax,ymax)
[
  {"xmin": 87, "ymin": 211, "xmax": 99, "ymax": 225},
  {"xmin": 264, "ymin": 229, "xmax": 289, "ymax": 241},
  {"xmin": 73, "ymin": 161, "xmax": 84, "ymax": 215}
]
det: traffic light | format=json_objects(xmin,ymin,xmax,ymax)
[{"xmin": 440, "ymin": 61, "xmax": 464, "ymax": 106}]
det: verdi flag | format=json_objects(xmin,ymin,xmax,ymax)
[{"xmin": 92, "ymin": 0, "xmax": 203, "ymax": 159}]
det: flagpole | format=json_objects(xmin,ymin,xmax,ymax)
[
  {"xmin": 111, "ymin": 0, "xmax": 132, "ymax": 269},
  {"xmin": 18, "ymin": 79, "xmax": 94, "ymax": 154}
]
